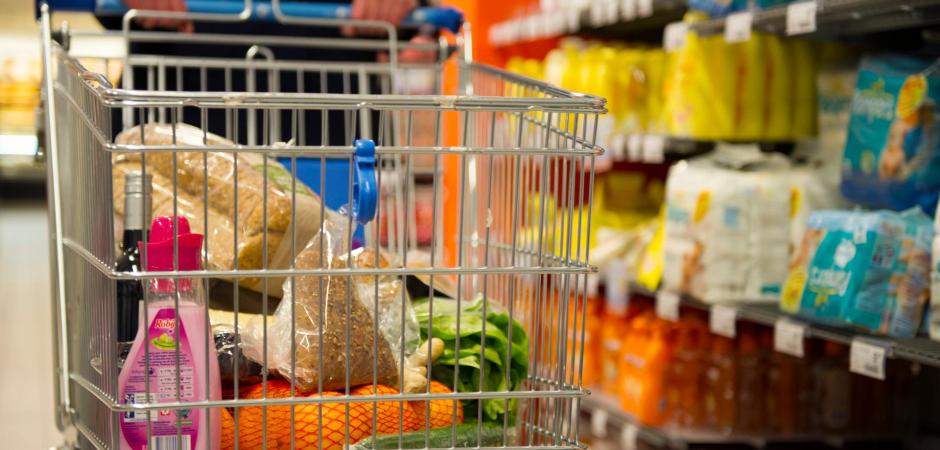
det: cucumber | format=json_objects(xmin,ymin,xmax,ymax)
[{"xmin": 353, "ymin": 423, "xmax": 511, "ymax": 449}]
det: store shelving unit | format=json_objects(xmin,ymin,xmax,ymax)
[
  {"xmin": 690, "ymin": 0, "xmax": 940, "ymax": 37},
  {"xmin": 628, "ymin": 284, "xmax": 940, "ymax": 371},
  {"xmin": 581, "ymin": 392, "xmax": 904, "ymax": 449}
]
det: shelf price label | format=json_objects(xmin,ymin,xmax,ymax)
[
  {"xmin": 850, "ymin": 339, "xmax": 887, "ymax": 380},
  {"xmin": 724, "ymin": 11, "xmax": 753, "ymax": 43},
  {"xmin": 656, "ymin": 290, "xmax": 680, "ymax": 322},
  {"xmin": 590, "ymin": 409, "xmax": 609, "ymax": 438},
  {"xmin": 663, "ymin": 22, "xmax": 689, "ymax": 52},
  {"xmin": 637, "ymin": 0, "xmax": 654, "ymax": 17},
  {"xmin": 621, "ymin": 0, "xmax": 637, "ymax": 20},
  {"xmin": 774, "ymin": 319, "xmax": 807, "ymax": 357},
  {"xmin": 710, "ymin": 304, "xmax": 737, "ymax": 338},
  {"xmin": 786, "ymin": 1, "xmax": 817, "ymax": 35},
  {"xmin": 620, "ymin": 423, "xmax": 639, "ymax": 450}
]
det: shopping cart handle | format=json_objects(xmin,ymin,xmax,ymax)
[
  {"xmin": 47, "ymin": 0, "xmax": 463, "ymax": 33},
  {"xmin": 352, "ymin": 140, "xmax": 378, "ymax": 225}
]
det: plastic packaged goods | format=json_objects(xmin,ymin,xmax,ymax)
[
  {"xmin": 815, "ymin": 48, "xmax": 859, "ymax": 177},
  {"xmin": 932, "ymin": 202, "xmax": 940, "ymax": 340},
  {"xmin": 791, "ymin": 39, "xmax": 820, "ymax": 139},
  {"xmin": 664, "ymin": 31, "xmax": 734, "ymax": 140},
  {"xmin": 841, "ymin": 55, "xmax": 940, "ymax": 213},
  {"xmin": 243, "ymin": 218, "xmax": 420, "ymax": 393},
  {"xmin": 781, "ymin": 209, "xmax": 933, "ymax": 338},
  {"xmin": 662, "ymin": 146, "xmax": 793, "ymax": 302},
  {"xmin": 763, "ymin": 34, "xmax": 795, "ymax": 141},
  {"xmin": 113, "ymin": 123, "xmax": 330, "ymax": 297},
  {"xmin": 728, "ymin": 35, "xmax": 767, "ymax": 141}
]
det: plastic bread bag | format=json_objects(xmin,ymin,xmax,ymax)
[
  {"xmin": 242, "ymin": 215, "xmax": 420, "ymax": 393},
  {"xmin": 113, "ymin": 123, "xmax": 324, "ymax": 297}
]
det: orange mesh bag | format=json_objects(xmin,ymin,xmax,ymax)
[
  {"xmin": 223, "ymin": 380, "xmax": 372, "ymax": 450},
  {"xmin": 350, "ymin": 384, "xmax": 422, "ymax": 435}
]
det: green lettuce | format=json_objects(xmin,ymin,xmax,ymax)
[{"xmin": 413, "ymin": 297, "xmax": 528, "ymax": 423}]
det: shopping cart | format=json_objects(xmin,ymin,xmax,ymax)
[{"xmin": 39, "ymin": 2, "xmax": 605, "ymax": 449}]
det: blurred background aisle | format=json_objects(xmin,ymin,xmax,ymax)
[{"xmin": 0, "ymin": 201, "xmax": 59, "ymax": 448}]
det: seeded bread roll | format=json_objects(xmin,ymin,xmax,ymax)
[
  {"xmin": 113, "ymin": 123, "xmax": 325, "ymax": 296},
  {"xmin": 269, "ymin": 233, "xmax": 399, "ymax": 393}
]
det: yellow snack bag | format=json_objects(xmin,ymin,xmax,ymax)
[
  {"xmin": 763, "ymin": 35, "xmax": 794, "ymax": 140},
  {"xmin": 790, "ymin": 38, "xmax": 818, "ymax": 138}
]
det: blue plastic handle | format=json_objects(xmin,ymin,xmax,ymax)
[
  {"xmin": 53, "ymin": 0, "xmax": 462, "ymax": 33},
  {"xmin": 352, "ymin": 139, "xmax": 377, "ymax": 225}
]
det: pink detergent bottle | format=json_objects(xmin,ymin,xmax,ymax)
[{"xmin": 118, "ymin": 216, "xmax": 220, "ymax": 450}]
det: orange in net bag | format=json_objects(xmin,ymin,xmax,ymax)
[
  {"xmin": 409, "ymin": 380, "xmax": 464, "ymax": 430},
  {"xmin": 350, "ymin": 384, "xmax": 422, "ymax": 435},
  {"xmin": 223, "ymin": 380, "xmax": 372, "ymax": 450}
]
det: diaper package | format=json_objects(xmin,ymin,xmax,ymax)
[
  {"xmin": 663, "ymin": 146, "xmax": 793, "ymax": 302},
  {"xmin": 930, "ymin": 203, "xmax": 940, "ymax": 341},
  {"xmin": 782, "ymin": 209, "xmax": 933, "ymax": 339},
  {"xmin": 841, "ymin": 55, "xmax": 940, "ymax": 213}
]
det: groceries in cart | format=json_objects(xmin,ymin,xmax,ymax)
[{"xmin": 112, "ymin": 127, "xmax": 531, "ymax": 449}]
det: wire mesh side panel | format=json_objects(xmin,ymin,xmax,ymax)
[
  {"xmin": 452, "ymin": 64, "xmax": 599, "ymax": 448},
  {"xmin": 53, "ymin": 47, "xmax": 121, "ymax": 449}
]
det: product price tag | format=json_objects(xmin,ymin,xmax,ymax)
[
  {"xmin": 724, "ymin": 11, "xmax": 753, "ymax": 43},
  {"xmin": 637, "ymin": 0, "xmax": 654, "ymax": 17},
  {"xmin": 604, "ymin": 0, "xmax": 619, "ymax": 25},
  {"xmin": 710, "ymin": 305, "xmax": 737, "ymax": 338},
  {"xmin": 621, "ymin": 0, "xmax": 637, "ymax": 20},
  {"xmin": 591, "ymin": 409, "xmax": 609, "ymax": 438},
  {"xmin": 850, "ymin": 339, "xmax": 887, "ymax": 380},
  {"xmin": 642, "ymin": 134, "xmax": 666, "ymax": 163},
  {"xmin": 786, "ymin": 1, "xmax": 817, "ymax": 35},
  {"xmin": 621, "ymin": 423, "xmax": 639, "ymax": 450},
  {"xmin": 656, "ymin": 290, "xmax": 680, "ymax": 322},
  {"xmin": 774, "ymin": 319, "xmax": 807, "ymax": 357},
  {"xmin": 663, "ymin": 22, "xmax": 689, "ymax": 52}
]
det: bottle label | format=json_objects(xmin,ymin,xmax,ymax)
[{"xmin": 120, "ymin": 308, "xmax": 199, "ymax": 450}]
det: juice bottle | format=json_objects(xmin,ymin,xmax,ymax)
[
  {"xmin": 632, "ymin": 318, "xmax": 676, "ymax": 427},
  {"xmin": 619, "ymin": 310, "xmax": 653, "ymax": 415},
  {"xmin": 600, "ymin": 258, "xmax": 631, "ymax": 396},
  {"xmin": 704, "ymin": 335, "xmax": 736, "ymax": 434},
  {"xmin": 814, "ymin": 342, "xmax": 851, "ymax": 433},
  {"xmin": 666, "ymin": 313, "xmax": 709, "ymax": 428},
  {"xmin": 765, "ymin": 333, "xmax": 813, "ymax": 435},
  {"xmin": 118, "ymin": 216, "xmax": 221, "ymax": 450},
  {"xmin": 735, "ymin": 324, "xmax": 765, "ymax": 433}
]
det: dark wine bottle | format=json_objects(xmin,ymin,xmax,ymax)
[{"xmin": 115, "ymin": 171, "xmax": 150, "ymax": 369}]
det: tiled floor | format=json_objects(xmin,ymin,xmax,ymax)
[{"xmin": 0, "ymin": 201, "xmax": 62, "ymax": 448}]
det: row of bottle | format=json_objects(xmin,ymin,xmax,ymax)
[{"xmin": 579, "ymin": 292, "xmax": 919, "ymax": 435}]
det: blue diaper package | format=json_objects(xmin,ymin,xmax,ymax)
[
  {"xmin": 841, "ymin": 55, "xmax": 940, "ymax": 214},
  {"xmin": 781, "ymin": 209, "xmax": 933, "ymax": 339}
]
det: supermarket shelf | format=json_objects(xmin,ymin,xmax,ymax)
[
  {"xmin": 629, "ymin": 284, "xmax": 940, "ymax": 370},
  {"xmin": 580, "ymin": 392, "xmax": 902, "ymax": 449},
  {"xmin": 690, "ymin": 0, "xmax": 940, "ymax": 37},
  {"xmin": 488, "ymin": 1, "xmax": 686, "ymax": 46}
]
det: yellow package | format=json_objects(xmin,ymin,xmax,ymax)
[
  {"xmin": 728, "ymin": 34, "xmax": 767, "ymax": 140},
  {"xmin": 763, "ymin": 35, "xmax": 794, "ymax": 140},
  {"xmin": 636, "ymin": 208, "xmax": 666, "ymax": 291},
  {"xmin": 790, "ymin": 38, "xmax": 818, "ymax": 138},
  {"xmin": 664, "ymin": 31, "xmax": 733, "ymax": 139},
  {"xmin": 645, "ymin": 49, "xmax": 667, "ymax": 133}
]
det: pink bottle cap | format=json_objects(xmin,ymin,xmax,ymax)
[{"xmin": 141, "ymin": 216, "xmax": 204, "ymax": 292}]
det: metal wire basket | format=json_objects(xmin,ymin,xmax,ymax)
[{"xmin": 40, "ymin": 4, "xmax": 605, "ymax": 449}]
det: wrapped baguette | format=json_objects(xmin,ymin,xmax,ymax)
[{"xmin": 113, "ymin": 123, "xmax": 329, "ymax": 296}]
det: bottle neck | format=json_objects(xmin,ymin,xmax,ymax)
[{"xmin": 124, "ymin": 192, "xmax": 149, "ymax": 235}]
